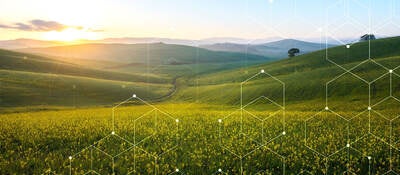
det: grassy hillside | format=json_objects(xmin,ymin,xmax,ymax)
[
  {"xmin": 0, "ymin": 49, "xmax": 173, "ymax": 109},
  {"xmin": 173, "ymin": 37, "xmax": 400, "ymax": 109},
  {"xmin": 192, "ymin": 37, "xmax": 400, "ymax": 84},
  {"xmin": 0, "ymin": 43, "xmax": 274, "ymax": 109},
  {"xmin": 0, "ymin": 49, "xmax": 169, "ymax": 84},
  {"xmin": 3, "ymin": 37, "xmax": 400, "ymax": 109},
  {"xmin": 0, "ymin": 69, "xmax": 172, "ymax": 108}
]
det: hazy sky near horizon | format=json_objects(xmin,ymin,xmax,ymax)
[{"xmin": 0, "ymin": 0, "xmax": 399, "ymax": 41}]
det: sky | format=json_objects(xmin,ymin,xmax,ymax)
[{"xmin": 0, "ymin": 0, "xmax": 399, "ymax": 42}]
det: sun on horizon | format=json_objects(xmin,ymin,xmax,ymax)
[{"xmin": 42, "ymin": 27, "xmax": 101, "ymax": 42}]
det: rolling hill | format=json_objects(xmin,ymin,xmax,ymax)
[
  {"xmin": 0, "ymin": 69, "xmax": 173, "ymax": 108},
  {"xmin": 0, "ymin": 49, "xmax": 169, "ymax": 84},
  {"xmin": 174, "ymin": 37, "xmax": 400, "ymax": 111},
  {"xmin": 18, "ymin": 43, "xmax": 275, "ymax": 76},
  {"xmin": 0, "ymin": 43, "xmax": 275, "ymax": 109},
  {"xmin": 200, "ymin": 39, "xmax": 336, "ymax": 58},
  {"xmin": 3, "ymin": 37, "xmax": 399, "ymax": 110},
  {"xmin": 0, "ymin": 49, "xmax": 176, "ymax": 109},
  {"xmin": 18, "ymin": 43, "xmax": 272, "ymax": 63}
]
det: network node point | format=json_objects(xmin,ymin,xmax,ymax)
[
  {"xmin": 389, "ymin": 70, "xmax": 393, "ymax": 73},
  {"xmin": 282, "ymin": 131, "xmax": 286, "ymax": 135},
  {"xmin": 176, "ymin": 119, "xmax": 179, "ymax": 123},
  {"xmin": 175, "ymin": 168, "xmax": 179, "ymax": 172},
  {"xmin": 368, "ymin": 106, "xmax": 371, "ymax": 110},
  {"xmin": 261, "ymin": 69, "xmax": 265, "ymax": 73},
  {"xmin": 218, "ymin": 119, "xmax": 222, "ymax": 123},
  {"xmin": 112, "ymin": 131, "xmax": 115, "ymax": 135},
  {"xmin": 346, "ymin": 144, "xmax": 350, "ymax": 147},
  {"xmin": 367, "ymin": 156, "xmax": 371, "ymax": 160},
  {"xmin": 69, "ymin": 156, "xmax": 72, "ymax": 160},
  {"xmin": 346, "ymin": 45, "xmax": 350, "ymax": 49},
  {"xmin": 325, "ymin": 106, "xmax": 329, "ymax": 110},
  {"xmin": 218, "ymin": 168, "xmax": 222, "ymax": 172},
  {"xmin": 132, "ymin": 94, "xmax": 137, "ymax": 98}
]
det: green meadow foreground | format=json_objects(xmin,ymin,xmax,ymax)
[{"xmin": 1, "ymin": 102, "xmax": 400, "ymax": 174}]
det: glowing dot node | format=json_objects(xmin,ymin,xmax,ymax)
[
  {"xmin": 261, "ymin": 69, "xmax": 265, "ymax": 73},
  {"xmin": 175, "ymin": 168, "xmax": 179, "ymax": 172},
  {"xmin": 111, "ymin": 131, "xmax": 115, "ymax": 135},
  {"xmin": 68, "ymin": 156, "xmax": 72, "ymax": 160},
  {"xmin": 346, "ymin": 144, "xmax": 350, "ymax": 147},
  {"xmin": 282, "ymin": 131, "xmax": 286, "ymax": 135},
  {"xmin": 368, "ymin": 156, "xmax": 371, "ymax": 160},
  {"xmin": 325, "ymin": 106, "xmax": 329, "ymax": 110},
  {"xmin": 175, "ymin": 119, "xmax": 179, "ymax": 123},
  {"xmin": 389, "ymin": 70, "xmax": 393, "ymax": 73},
  {"xmin": 218, "ymin": 119, "xmax": 222, "ymax": 123},
  {"xmin": 346, "ymin": 44, "xmax": 350, "ymax": 49},
  {"xmin": 218, "ymin": 168, "xmax": 222, "ymax": 172},
  {"xmin": 368, "ymin": 106, "xmax": 371, "ymax": 110},
  {"xmin": 132, "ymin": 94, "xmax": 137, "ymax": 98}
]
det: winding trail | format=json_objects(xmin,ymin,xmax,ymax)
[{"xmin": 148, "ymin": 76, "xmax": 180, "ymax": 102}]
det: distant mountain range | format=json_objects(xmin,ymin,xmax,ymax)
[
  {"xmin": 199, "ymin": 39, "xmax": 337, "ymax": 58},
  {"xmin": 0, "ymin": 37, "xmax": 335, "ymax": 60},
  {"xmin": 0, "ymin": 37, "xmax": 283, "ymax": 50},
  {"xmin": 101, "ymin": 37, "xmax": 283, "ymax": 46},
  {"xmin": 0, "ymin": 39, "xmax": 64, "ymax": 50},
  {"xmin": 17, "ymin": 43, "xmax": 273, "ymax": 64},
  {"xmin": 1, "ymin": 35, "xmax": 390, "ymax": 51}
]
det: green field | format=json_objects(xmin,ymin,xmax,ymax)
[
  {"xmin": 1, "ymin": 103, "xmax": 399, "ymax": 174},
  {"xmin": 1, "ymin": 37, "xmax": 400, "ymax": 174}
]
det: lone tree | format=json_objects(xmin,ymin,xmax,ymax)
[
  {"xmin": 360, "ymin": 34, "xmax": 376, "ymax": 42},
  {"xmin": 288, "ymin": 48, "xmax": 300, "ymax": 57}
]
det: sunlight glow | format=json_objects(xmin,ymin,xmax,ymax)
[{"xmin": 43, "ymin": 27, "xmax": 101, "ymax": 41}]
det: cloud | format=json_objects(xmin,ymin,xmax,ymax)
[{"xmin": 0, "ymin": 19, "xmax": 81, "ymax": 32}]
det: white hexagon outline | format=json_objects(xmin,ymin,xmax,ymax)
[{"xmin": 217, "ymin": 70, "xmax": 286, "ymax": 174}]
